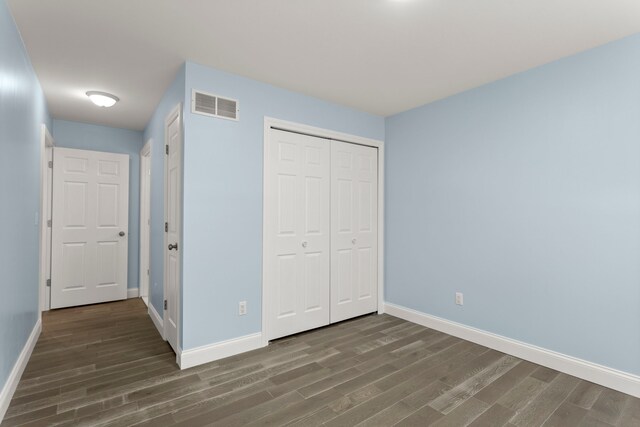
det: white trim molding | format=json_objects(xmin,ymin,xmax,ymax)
[
  {"xmin": 0, "ymin": 319, "xmax": 41, "ymax": 422},
  {"xmin": 178, "ymin": 333, "xmax": 264, "ymax": 370},
  {"xmin": 127, "ymin": 288, "xmax": 140, "ymax": 299},
  {"xmin": 138, "ymin": 139, "xmax": 152, "ymax": 304},
  {"xmin": 385, "ymin": 302, "xmax": 640, "ymax": 398},
  {"xmin": 148, "ymin": 303, "xmax": 165, "ymax": 340}
]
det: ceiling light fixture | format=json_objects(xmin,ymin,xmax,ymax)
[{"xmin": 86, "ymin": 91, "xmax": 119, "ymax": 107}]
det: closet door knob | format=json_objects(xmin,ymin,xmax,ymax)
[
  {"xmin": 302, "ymin": 241, "xmax": 308, "ymax": 248},
  {"xmin": 352, "ymin": 238, "xmax": 357, "ymax": 245}
]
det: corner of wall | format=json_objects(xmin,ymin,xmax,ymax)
[{"xmin": 142, "ymin": 62, "xmax": 189, "ymax": 325}]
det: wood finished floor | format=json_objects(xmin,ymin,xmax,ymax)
[{"xmin": 3, "ymin": 299, "xmax": 639, "ymax": 427}]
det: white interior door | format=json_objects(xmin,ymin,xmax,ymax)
[
  {"xmin": 330, "ymin": 141, "xmax": 378, "ymax": 323},
  {"xmin": 51, "ymin": 148, "xmax": 129, "ymax": 309},
  {"xmin": 265, "ymin": 129, "xmax": 331, "ymax": 340},
  {"xmin": 164, "ymin": 107, "xmax": 182, "ymax": 353}
]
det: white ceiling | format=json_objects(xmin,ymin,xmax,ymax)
[{"xmin": 8, "ymin": 0, "xmax": 640, "ymax": 131}]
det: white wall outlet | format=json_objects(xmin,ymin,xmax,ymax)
[
  {"xmin": 238, "ymin": 301, "xmax": 247, "ymax": 316},
  {"xmin": 455, "ymin": 292, "xmax": 464, "ymax": 306}
]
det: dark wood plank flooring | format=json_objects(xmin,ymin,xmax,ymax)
[{"xmin": 3, "ymin": 299, "xmax": 639, "ymax": 426}]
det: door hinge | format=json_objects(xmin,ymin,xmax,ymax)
[
  {"xmin": 147, "ymin": 269, "xmax": 150, "ymax": 276},
  {"xmin": 47, "ymin": 219, "xmax": 52, "ymax": 228},
  {"xmin": 46, "ymin": 279, "xmax": 51, "ymax": 287},
  {"xmin": 164, "ymin": 299, "xmax": 168, "ymax": 310},
  {"xmin": 165, "ymin": 145, "xmax": 169, "ymax": 155},
  {"xmin": 48, "ymin": 160, "xmax": 53, "ymax": 168},
  {"xmin": 165, "ymin": 222, "xmax": 168, "ymax": 232}
]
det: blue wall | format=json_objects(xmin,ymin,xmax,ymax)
[
  {"xmin": 143, "ymin": 65, "xmax": 186, "ymax": 317},
  {"xmin": 385, "ymin": 34, "xmax": 640, "ymax": 375},
  {"xmin": 0, "ymin": 0, "xmax": 51, "ymax": 395},
  {"xmin": 181, "ymin": 62, "xmax": 384, "ymax": 349},
  {"xmin": 52, "ymin": 120, "xmax": 144, "ymax": 290}
]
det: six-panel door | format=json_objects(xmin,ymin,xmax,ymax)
[
  {"xmin": 266, "ymin": 129, "xmax": 331, "ymax": 340},
  {"xmin": 331, "ymin": 141, "xmax": 378, "ymax": 323},
  {"xmin": 51, "ymin": 148, "xmax": 129, "ymax": 309},
  {"xmin": 165, "ymin": 110, "xmax": 182, "ymax": 353}
]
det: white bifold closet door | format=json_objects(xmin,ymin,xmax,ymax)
[
  {"xmin": 51, "ymin": 148, "xmax": 129, "ymax": 309},
  {"xmin": 330, "ymin": 141, "xmax": 378, "ymax": 323},
  {"xmin": 266, "ymin": 129, "xmax": 331, "ymax": 340},
  {"xmin": 265, "ymin": 129, "xmax": 378, "ymax": 341}
]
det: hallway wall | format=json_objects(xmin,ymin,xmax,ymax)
[{"xmin": 0, "ymin": 0, "xmax": 51, "ymax": 406}]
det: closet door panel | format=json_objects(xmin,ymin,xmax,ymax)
[
  {"xmin": 331, "ymin": 141, "xmax": 378, "ymax": 323},
  {"xmin": 266, "ymin": 130, "xmax": 330, "ymax": 340}
]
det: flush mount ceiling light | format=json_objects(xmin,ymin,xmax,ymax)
[{"xmin": 86, "ymin": 91, "xmax": 119, "ymax": 108}]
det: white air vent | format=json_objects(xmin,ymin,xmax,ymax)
[{"xmin": 191, "ymin": 89, "xmax": 239, "ymax": 121}]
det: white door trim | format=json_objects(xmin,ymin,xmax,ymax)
[
  {"xmin": 262, "ymin": 117, "xmax": 385, "ymax": 347},
  {"xmin": 164, "ymin": 104, "xmax": 183, "ymax": 359},
  {"xmin": 139, "ymin": 139, "xmax": 152, "ymax": 305},
  {"xmin": 39, "ymin": 124, "xmax": 54, "ymax": 313}
]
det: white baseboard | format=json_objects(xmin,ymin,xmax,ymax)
[
  {"xmin": 127, "ymin": 288, "xmax": 139, "ymax": 299},
  {"xmin": 384, "ymin": 302, "xmax": 640, "ymax": 398},
  {"xmin": 148, "ymin": 303, "xmax": 164, "ymax": 340},
  {"xmin": 0, "ymin": 318, "xmax": 41, "ymax": 422},
  {"xmin": 178, "ymin": 333, "xmax": 264, "ymax": 370}
]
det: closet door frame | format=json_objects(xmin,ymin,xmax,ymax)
[{"xmin": 262, "ymin": 117, "xmax": 385, "ymax": 347}]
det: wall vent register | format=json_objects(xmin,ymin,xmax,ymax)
[{"xmin": 191, "ymin": 89, "xmax": 239, "ymax": 121}]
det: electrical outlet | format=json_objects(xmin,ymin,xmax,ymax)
[
  {"xmin": 455, "ymin": 292, "xmax": 464, "ymax": 306},
  {"xmin": 238, "ymin": 301, "xmax": 247, "ymax": 316}
]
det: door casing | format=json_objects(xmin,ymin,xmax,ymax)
[
  {"xmin": 39, "ymin": 124, "xmax": 54, "ymax": 312},
  {"xmin": 262, "ymin": 117, "xmax": 385, "ymax": 346},
  {"xmin": 139, "ymin": 140, "xmax": 152, "ymax": 305}
]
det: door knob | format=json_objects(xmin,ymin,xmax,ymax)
[
  {"xmin": 352, "ymin": 238, "xmax": 357, "ymax": 245},
  {"xmin": 168, "ymin": 243, "xmax": 178, "ymax": 251},
  {"xmin": 301, "ymin": 241, "xmax": 308, "ymax": 248},
  {"xmin": 119, "ymin": 231, "xmax": 126, "ymax": 237}
]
